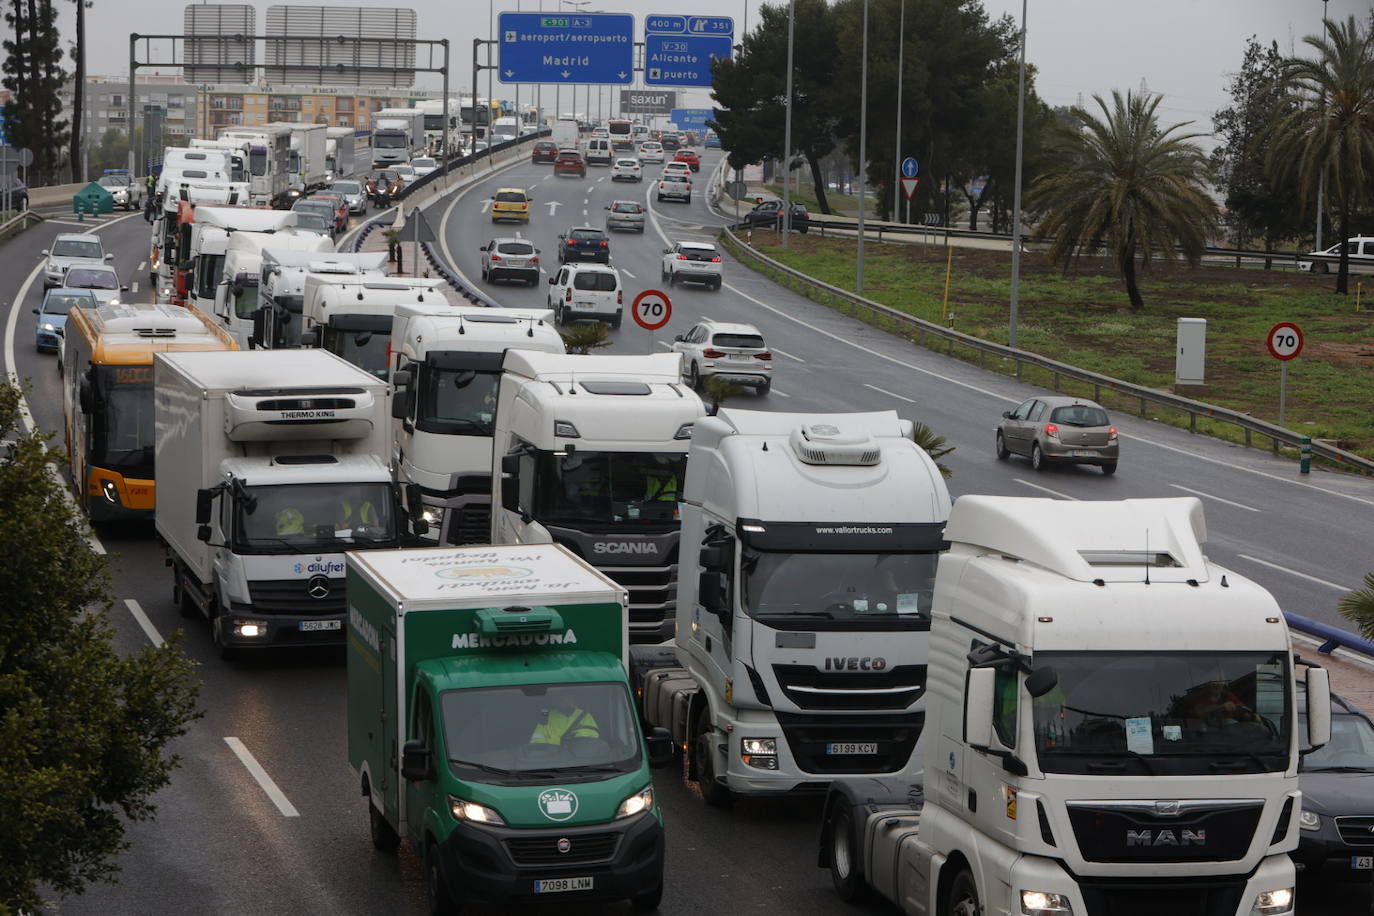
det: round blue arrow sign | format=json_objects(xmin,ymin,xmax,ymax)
[{"xmin": 901, "ymin": 157, "xmax": 919, "ymax": 178}]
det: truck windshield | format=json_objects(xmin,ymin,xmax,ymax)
[
  {"xmin": 532, "ymin": 450, "xmax": 687, "ymax": 528},
  {"xmin": 417, "ymin": 368, "xmax": 500, "ymax": 435},
  {"xmin": 374, "ymin": 133, "xmax": 406, "ymax": 149},
  {"xmin": 322, "ymin": 324, "xmax": 390, "ymax": 379},
  {"xmin": 1031, "ymin": 650, "xmax": 1291, "ymax": 775},
  {"xmin": 90, "ymin": 366, "xmax": 155, "ymax": 480},
  {"xmin": 423, "ymin": 115, "xmax": 445, "ymax": 131},
  {"xmin": 741, "ymin": 551, "xmax": 937, "ymax": 627},
  {"xmin": 249, "ymin": 147, "xmax": 267, "ymax": 176},
  {"xmin": 441, "ymin": 682, "xmax": 642, "ymax": 784},
  {"xmin": 234, "ymin": 482, "xmax": 396, "ymax": 552}
]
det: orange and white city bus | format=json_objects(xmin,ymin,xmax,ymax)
[{"xmin": 62, "ymin": 302, "xmax": 237, "ymax": 523}]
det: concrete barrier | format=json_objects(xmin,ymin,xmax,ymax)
[{"xmin": 29, "ymin": 182, "xmax": 87, "ymax": 209}]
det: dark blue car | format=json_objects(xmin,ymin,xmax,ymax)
[{"xmin": 34, "ymin": 287, "xmax": 98, "ymax": 352}]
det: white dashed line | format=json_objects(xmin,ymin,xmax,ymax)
[
  {"xmin": 622, "ymin": 269, "xmax": 635, "ymax": 279},
  {"xmin": 1236, "ymin": 555, "xmax": 1349, "ymax": 592},
  {"xmin": 137, "ymin": 260, "xmax": 147, "ymax": 272},
  {"xmin": 124, "ymin": 599, "xmax": 164, "ymax": 647},
  {"xmin": 224, "ymin": 737, "xmax": 301, "ymax": 817},
  {"xmin": 770, "ymin": 388, "xmax": 791, "ymax": 398},
  {"xmin": 1168, "ymin": 484, "xmax": 1260, "ymax": 513},
  {"xmin": 130, "ymin": 281, "xmax": 139, "ymax": 294},
  {"xmin": 1012, "ymin": 478, "xmax": 1079, "ymax": 500},
  {"xmin": 863, "ymin": 383, "xmax": 916, "ymax": 404},
  {"xmin": 770, "ymin": 347, "xmax": 805, "ymax": 362}
]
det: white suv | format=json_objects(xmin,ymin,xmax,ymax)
[
  {"xmin": 661, "ymin": 241, "xmax": 723, "ymax": 289},
  {"xmin": 671, "ymin": 320, "xmax": 772, "ymax": 393},
  {"xmin": 547, "ymin": 263, "xmax": 624, "ymax": 328},
  {"xmin": 43, "ymin": 233, "xmax": 112, "ymax": 289}
]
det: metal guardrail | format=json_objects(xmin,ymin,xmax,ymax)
[
  {"xmin": 0, "ymin": 208, "xmax": 43, "ymax": 237},
  {"xmin": 1286, "ymin": 612, "xmax": 1374, "ymax": 659},
  {"xmin": 720, "ymin": 227, "xmax": 1374, "ymax": 475}
]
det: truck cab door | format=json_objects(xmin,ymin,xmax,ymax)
[
  {"xmin": 691, "ymin": 528, "xmax": 736, "ymax": 681},
  {"xmin": 404, "ymin": 683, "xmax": 441, "ymax": 846}
]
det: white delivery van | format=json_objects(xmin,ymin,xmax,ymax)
[{"xmin": 546, "ymin": 263, "xmax": 623, "ymax": 327}]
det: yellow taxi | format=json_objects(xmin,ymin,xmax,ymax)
[{"xmin": 490, "ymin": 187, "xmax": 532, "ymax": 223}]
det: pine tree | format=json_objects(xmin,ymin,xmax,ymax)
[{"xmin": 1, "ymin": 0, "xmax": 70, "ymax": 183}]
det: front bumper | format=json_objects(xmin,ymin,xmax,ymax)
[
  {"xmin": 1296, "ymin": 824, "xmax": 1374, "ymax": 875},
  {"xmin": 36, "ymin": 328, "xmax": 61, "ymax": 351},
  {"xmin": 436, "ymin": 811, "xmax": 664, "ymax": 907},
  {"xmin": 217, "ymin": 606, "xmax": 346, "ymax": 649}
]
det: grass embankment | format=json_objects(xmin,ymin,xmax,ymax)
[{"xmin": 724, "ymin": 233, "xmax": 1374, "ymax": 462}]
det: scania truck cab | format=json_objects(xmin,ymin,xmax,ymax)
[
  {"xmin": 491, "ymin": 352, "xmax": 706, "ymax": 643},
  {"xmin": 389, "ymin": 304, "xmax": 565, "ymax": 547}
]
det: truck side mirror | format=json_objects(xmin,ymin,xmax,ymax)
[
  {"xmin": 965, "ymin": 667, "xmax": 999, "ymax": 750},
  {"xmin": 1305, "ymin": 668, "xmax": 1332, "ymax": 750},
  {"xmin": 300, "ymin": 329, "xmax": 317, "ymax": 347},
  {"xmin": 699, "ymin": 544, "xmax": 727, "ymax": 572},
  {"xmin": 646, "ymin": 727, "xmax": 674, "ymax": 768},
  {"xmin": 195, "ymin": 489, "xmax": 215, "ymax": 525},
  {"xmin": 1025, "ymin": 666, "xmax": 1058, "ymax": 699},
  {"xmin": 400, "ymin": 739, "xmax": 433, "ymax": 781},
  {"xmin": 391, "ymin": 389, "xmax": 412, "ymax": 420},
  {"xmin": 698, "ymin": 571, "xmax": 725, "ymax": 615},
  {"xmin": 250, "ymin": 308, "xmax": 268, "ymax": 349},
  {"xmin": 197, "ymin": 524, "xmax": 213, "ymax": 542},
  {"xmin": 500, "ymin": 475, "xmax": 521, "ymax": 514}
]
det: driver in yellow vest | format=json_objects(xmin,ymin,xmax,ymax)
[
  {"xmin": 530, "ymin": 691, "xmax": 600, "ymax": 745},
  {"xmin": 338, "ymin": 496, "xmax": 380, "ymax": 530}
]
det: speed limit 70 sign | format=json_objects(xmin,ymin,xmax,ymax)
[
  {"xmin": 632, "ymin": 289, "xmax": 672, "ymax": 331},
  {"xmin": 1267, "ymin": 322, "xmax": 1304, "ymax": 361}
]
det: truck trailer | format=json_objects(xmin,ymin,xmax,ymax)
[
  {"xmin": 631, "ymin": 409, "xmax": 951, "ymax": 805},
  {"xmin": 154, "ymin": 349, "xmax": 421, "ymax": 657},
  {"xmin": 325, "ymin": 127, "xmax": 357, "ymax": 180},
  {"xmin": 817, "ymin": 496, "xmax": 1332, "ymax": 916},
  {"xmin": 346, "ymin": 543, "xmax": 672, "ymax": 913},
  {"xmin": 389, "ymin": 305, "xmax": 565, "ymax": 547}
]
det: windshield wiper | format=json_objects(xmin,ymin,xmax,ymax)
[
  {"xmin": 756, "ymin": 611, "xmax": 834, "ymax": 620},
  {"xmin": 449, "ymin": 759, "xmax": 520, "ymax": 777},
  {"xmin": 244, "ymin": 536, "xmax": 310, "ymax": 555},
  {"xmin": 544, "ymin": 763, "xmax": 625, "ymax": 774},
  {"xmin": 1303, "ymin": 765, "xmax": 1374, "ymax": 773}
]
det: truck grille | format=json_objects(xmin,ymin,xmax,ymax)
[
  {"xmin": 597, "ymin": 563, "xmax": 677, "ymax": 638},
  {"xmin": 774, "ymin": 712, "xmax": 922, "ymax": 775},
  {"xmin": 1337, "ymin": 816, "xmax": 1374, "ymax": 846},
  {"xmin": 1075, "ymin": 876, "xmax": 1246, "ymax": 916},
  {"xmin": 772, "ymin": 664, "xmax": 925, "ymax": 711},
  {"xmin": 504, "ymin": 831, "xmax": 620, "ymax": 866},
  {"xmin": 444, "ymin": 504, "xmax": 491, "ymax": 546},
  {"xmin": 248, "ymin": 578, "xmax": 345, "ymax": 614},
  {"xmin": 1066, "ymin": 800, "xmax": 1261, "ymax": 863}
]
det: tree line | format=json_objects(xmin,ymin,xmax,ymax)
[
  {"xmin": 710, "ymin": 2, "xmax": 1374, "ymax": 304},
  {"xmin": 3, "ymin": 0, "xmax": 93, "ymax": 186}
]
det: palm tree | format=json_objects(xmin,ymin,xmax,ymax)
[
  {"xmin": 908, "ymin": 421, "xmax": 954, "ymax": 479},
  {"xmin": 559, "ymin": 322, "xmax": 611, "ymax": 354},
  {"xmin": 1338, "ymin": 572, "xmax": 1374, "ymax": 641},
  {"xmin": 1025, "ymin": 90, "xmax": 1217, "ymax": 309},
  {"xmin": 1266, "ymin": 15, "xmax": 1374, "ymax": 296}
]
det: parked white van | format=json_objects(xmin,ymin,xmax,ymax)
[{"xmin": 547, "ymin": 263, "xmax": 623, "ymax": 328}]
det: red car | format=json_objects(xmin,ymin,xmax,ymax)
[
  {"xmin": 531, "ymin": 140, "xmax": 559, "ymax": 163},
  {"xmin": 554, "ymin": 149, "xmax": 587, "ymax": 178},
  {"xmin": 673, "ymin": 149, "xmax": 700, "ymax": 172}
]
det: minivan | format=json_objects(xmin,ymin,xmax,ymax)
[
  {"xmin": 586, "ymin": 137, "xmax": 614, "ymax": 166},
  {"xmin": 547, "ymin": 263, "xmax": 623, "ymax": 328}
]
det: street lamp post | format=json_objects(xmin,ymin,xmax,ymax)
[
  {"xmin": 1008, "ymin": 0, "xmax": 1028, "ymax": 348},
  {"xmin": 891, "ymin": 0, "xmax": 905, "ymax": 223},
  {"xmin": 856, "ymin": 0, "xmax": 869, "ymax": 292},
  {"xmin": 780, "ymin": 0, "xmax": 796, "ymax": 248}
]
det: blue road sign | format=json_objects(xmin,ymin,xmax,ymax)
[
  {"xmin": 644, "ymin": 13, "xmax": 734, "ymax": 87},
  {"xmin": 671, "ymin": 108, "xmax": 713, "ymax": 129},
  {"xmin": 498, "ymin": 12, "xmax": 634, "ymax": 85},
  {"xmin": 901, "ymin": 156, "xmax": 919, "ymax": 178}
]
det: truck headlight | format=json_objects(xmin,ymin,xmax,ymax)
[
  {"xmin": 1021, "ymin": 890, "xmax": 1073, "ymax": 915},
  {"xmin": 1298, "ymin": 809, "xmax": 1320, "ymax": 831},
  {"xmin": 449, "ymin": 796, "xmax": 505, "ymax": 825},
  {"xmin": 421, "ymin": 506, "xmax": 444, "ymax": 526},
  {"xmin": 232, "ymin": 619, "xmax": 268, "ymax": 638},
  {"xmin": 615, "ymin": 785, "xmax": 654, "ymax": 819},
  {"xmin": 1251, "ymin": 887, "xmax": 1293, "ymax": 915},
  {"xmin": 741, "ymin": 737, "xmax": 777, "ymax": 770}
]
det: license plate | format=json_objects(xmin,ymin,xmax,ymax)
[
  {"xmin": 1354, "ymin": 856, "xmax": 1373, "ymax": 870},
  {"xmin": 728, "ymin": 353, "xmax": 753, "ymax": 361},
  {"xmin": 826, "ymin": 742, "xmax": 879, "ymax": 755},
  {"xmin": 299, "ymin": 619, "xmax": 341, "ymax": 632},
  {"xmin": 505, "ymin": 258, "xmax": 527, "ymax": 267},
  {"xmin": 534, "ymin": 876, "xmax": 594, "ymax": 893},
  {"xmin": 1070, "ymin": 449, "xmax": 1097, "ymax": 457}
]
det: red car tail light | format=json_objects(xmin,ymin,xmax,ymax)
[
  {"xmin": 566, "ymin": 239, "xmax": 576, "ymax": 246},
  {"xmin": 702, "ymin": 348, "xmax": 724, "ymax": 358},
  {"xmin": 599, "ymin": 240, "xmax": 607, "ymax": 248},
  {"xmin": 1044, "ymin": 423, "xmax": 1060, "ymax": 439},
  {"xmin": 565, "ymin": 287, "xmax": 572, "ymax": 301},
  {"xmin": 755, "ymin": 351, "xmax": 772, "ymax": 360},
  {"xmin": 490, "ymin": 253, "xmax": 502, "ymax": 261},
  {"xmin": 617, "ymin": 290, "xmax": 623, "ymax": 304},
  {"xmin": 1108, "ymin": 426, "xmax": 1118, "ymax": 441},
  {"xmin": 710, "ymin": 256, "xmax": 721, "ymax": 262},
  {"xmin": 677, "ymin": 254, "xmax": 688, "ymax": 260}
]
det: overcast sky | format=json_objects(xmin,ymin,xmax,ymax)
[{"xmin": 55, "ymin": 0, "xmax": 1371, "ymax": 134}]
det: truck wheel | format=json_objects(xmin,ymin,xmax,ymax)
[
  {"xmin": 426, "ymin": 843, "xmax": 461, "ymax": 915},
  {"xmin": 827, "ymin": 802, "xmax": 868, "ymax": 901},
  {"xmin": 629, "ymin": 884, "xmax": 663, "ymax": 912},
  {"xmin": 947, "ymin": 869, "xmax": 979, "ymax": 916},
  {"xmin": 369, "ymin": 801, "xmax": 401, "ymax": 853},
  {"xmin": 692, "ymin": 712, "xmax": 733, "ymax": 809}
]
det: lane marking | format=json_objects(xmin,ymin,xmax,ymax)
[
  {"xmin": 137, "ymin": 260, "xmax": 147, "ymax": 272},
  {"xmin": 223, "ymin": 737, "xmax": 301, "ymax": 817},
  {"xmin": 130, "ymin": 281, "xmax": 139, "ymax": 294},
  {"xmin": 1168, "ymin": 484, "xmax": 1260, "ymax": 513},
  {"xmin": 622, "ymin": 269, "xmax": 635, "ymax": 279},
  {"xmin": 770, "ymin": 347, "xmax": 805, "ymax": 362},
  {"xmin": 655, "ymin": 341, "xmax": 674, "ymax": 350},
  {"xmin": 770, "ymin": 388, "xmax": 791, "ymax": 398},
  {"xmin": 1013, "ymin": 478, "xmax": 1079, "ymax": 500},
  {"xmin": 124, "ymin": 598, "xmax": 164, "ymax": 647},
  {"xmin": 863, "ymin": 383, "xmax": 916, "ymax": 404},
  {"xmin": 1236, "ymin": 555, "xmax": 1349, "ymax": 592}
]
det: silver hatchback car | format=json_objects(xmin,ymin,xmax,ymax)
[
  {"xmin": 996, "ymin": 396, "xmax": 1119, "ymax": 474},
  {"xmin": 604, "ymin": 199, "xmax": 645, "ymax": 233}
]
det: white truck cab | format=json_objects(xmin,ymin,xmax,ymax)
[
  {"xmin": 389, "ymin": 304, "xmax": 565, "ymax": 546},
  {"xmin": 492, "ymin": 352, "xmax": 706, "ymax": 642},
  {"xmin": 299, "ymin": 274, "xmax": 446, "ymax": 380},
  {"xmin": 209, "ymin": 230, "xmax": 334, "ymax": 349},
  {"xmin": 255, "ymin": 251, "xmax": 389, "ymax": 350}
]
